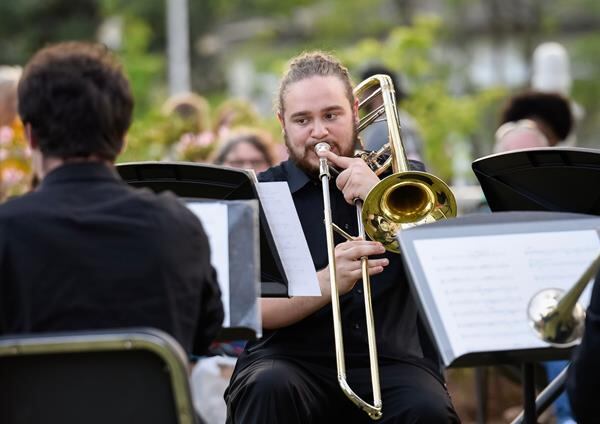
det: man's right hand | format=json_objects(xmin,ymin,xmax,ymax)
[
  {"xmin": 319, "ymin": 238, "xmax": 389, "ymax": 297},
  {"xmin": 262, "ymin": 238, "xmax": 389, "ymax": 330}
]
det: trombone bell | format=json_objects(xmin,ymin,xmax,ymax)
[
  {"xmin": 355, "ymin": 74, "xmax": 457, "ymax": 253},
  {"xmin": 362, "ymin": 171, "xmax": 457, "ymax": 253},
  {"xmin": 527, "ymin": 288, "xmax": 586, "ymax": 347},
  {"xmin": 526, "ymin": 252, "xmax": 600, "ymax": 347}
]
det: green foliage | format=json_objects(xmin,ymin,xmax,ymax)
[
  {"xmin": 118, "ymin": 16, "xmax": 166, "ymax": 118},
  {"xmin": 0, "ymin": 0, "xmax": 100, "ymax": 64},
  {"xmin": 341, "ymin": 17, "xmax": 507, "ymax": 180}
]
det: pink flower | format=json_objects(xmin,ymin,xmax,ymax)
[
  {"xmin": 1, "ymin": 167, "xmax": 26, "ymax": 186},
  {"xmin": 0, "ymin": 126, "xmax": 14, "ymax": 146}
]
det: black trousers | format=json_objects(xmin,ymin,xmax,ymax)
[{"xmin": 225, "ymin": 356, "xmax": 460, "ymax": 423}]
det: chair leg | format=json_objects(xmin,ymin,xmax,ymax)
[{"xmin": 475, "ymin": 367, "xmax": 488, "ymax": 424}]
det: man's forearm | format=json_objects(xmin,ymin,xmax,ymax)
[{"xmin": 261, "ymin": 268, "xmax": 332, "ymax": 329}]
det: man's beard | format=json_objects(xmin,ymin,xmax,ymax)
[{"xmin": 284, "ymin": 120, "xmax": 359, "ymax": 179}]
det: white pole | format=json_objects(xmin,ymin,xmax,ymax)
[{"xmin": 166, "ymin": 0, "xmax": 191, "ymax": 96}]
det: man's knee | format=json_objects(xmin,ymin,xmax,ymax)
[
  {"xmin": 226, "ymin": 360, "xmax": 305, "ymax": 410},
  {"xmin": 226, "ymin": 360, "xmax": 316, "ymax": 424},
  {"xmin": 243, "ymin": 363, "xmax": 298, "ymax": 396},
  {"xmin": 395, "ymin": 394, "xmax": 458, "ymax": 424}
]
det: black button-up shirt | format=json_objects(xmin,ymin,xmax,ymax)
[
  {"xmin": 0, "ymin": 162, "xmax": 224, "ymax": 356},
  {"xmin": 247, "ymin": 159, "xmax": 437, "ymax": 370}
]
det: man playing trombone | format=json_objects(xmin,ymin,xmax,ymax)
[{"xmin": 225, "ymin": 51, "xmax": 459, "ymax": 423}]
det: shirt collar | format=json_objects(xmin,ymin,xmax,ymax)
[
  {"xmin": 281, "ymin": 159, "xmax": 313, "ymax": 194},
  {"xmin": 39, "ymin": 162, "xmax": 120, "ymax": 189}
]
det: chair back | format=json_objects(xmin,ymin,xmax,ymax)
[{"xmin": 0, "ymin": 328, "xmax": 196, "ymax": 424}]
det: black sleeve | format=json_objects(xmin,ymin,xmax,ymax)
[
  {"xmin": 567, "ymin": 270, "xmax": 600, "ymax": 422},
  {"xmin": 192, "ymin": 266, "xmax": 224, "ymax": 356}
]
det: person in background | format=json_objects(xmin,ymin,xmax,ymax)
[
  {"xmin": 531, "ymin": 41, "xmax": 583, "ymax": 147},
  {"xmin": 358, "ymin": 63, "xmax": 424, "ymax": 162},
  {"xmin": 212, "ymin": 128, "xmax": 276, "ymax": 173},
  {"xmin": 163, "ymin": 92, "xmax": 216, "ymax": 163},
  {"xmin": 493, "ymin": 91, "xmax": 573, "ymax": 153},
  {"xmin": 0, "ymin": 41, "xmax": 224, "ymax": 358}
]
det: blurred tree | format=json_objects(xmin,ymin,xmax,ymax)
[
  {"xmin": 339, "ymin": 17, "xmax": 506, "ymax": 180},
  {"xmin": 0, "ymin": 0, "xmax": 100, "ymax": 64}
]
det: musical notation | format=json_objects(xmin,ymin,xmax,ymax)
[{"xmin": 414, "ymin": 230, "xmax": 600, "ymax": 360}]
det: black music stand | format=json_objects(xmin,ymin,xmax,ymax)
[
  {"xmin": 470, "ymin": 147, "xmax": 600, "ymax": 423},
  {"xmin": 398, "ymin": 212, "xmax": 600, "ymax": 424},
  {"xmin": 117, "ymin": 161, "xmax": 288, "ymax": 298},
  {"xmin": 472, "ymin": 147, "xmax": 600, "ymax": 215}
]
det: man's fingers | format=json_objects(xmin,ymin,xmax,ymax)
[
  {"xmin": 336, "ymin": 239, "xmax": 382, "ymax": 253},
  {"xmin": 320, "ymin": 150, "xmax": 354, "ymax": 169},
  {"xmin": 344, "ymin": 242, "xmax": 386, "ymax": 259}
]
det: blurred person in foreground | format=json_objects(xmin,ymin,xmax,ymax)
[
  {"xmin": 358, "ymin": 64, "xmax": 424, "ymax": 162},
  {"xmin": 0, "ymin": 42, "xmax": 223, "ymax": 357},
  {"xmin": 567, "ymin": 269, "xmax": 600, "ymax": 423},
  {"xmin": 212, "ymin": 128, "xmax": 277, "ymax": 173},
  {"xmin": 224, "ymin": 51, "xmax": 459, "ymax": 424}
]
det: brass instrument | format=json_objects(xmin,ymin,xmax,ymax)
[
  {"xmin": 527, "ymin": 252, "xmax": 600, "ymax": 346},
  {"xmin": 354, "ymin": 75, "xmax": 457, "ymax": 252},
  {"xmin": 315, "ymin": 74, "xmax": 457, "ymax": 420}
]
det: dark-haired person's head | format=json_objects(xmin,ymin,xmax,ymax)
[
  {"xmin": 498, "ymin": 91, "xmax": 573, "ymax": 147},
  {"xmin": 359, "ymin": 64, "xmax": 406, "ymax": 102},
  {"xmin": 18, "ymin": 42, "xmax": 133, "ymax": 177}
]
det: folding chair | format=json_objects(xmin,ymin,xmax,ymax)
[{"xmin": 0, "ymin": 328, "xmax": 197, "ymax": 424}]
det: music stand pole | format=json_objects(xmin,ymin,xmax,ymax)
[{"xmin": 522, "ymin": 363, "xmax": 537, "ymax": 423}]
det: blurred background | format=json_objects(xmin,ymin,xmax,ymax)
[
  {"xmin": 0, "ymin": 0, "xmax": 598, "ymax": 421},
  {"xmin": 1, "ymin": 0, "xmax": 598, "ymax": 178}
]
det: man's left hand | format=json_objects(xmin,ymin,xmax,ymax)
[{"xmin": 318, "ymin": 150, "xmax": 379, "ymax": 205}]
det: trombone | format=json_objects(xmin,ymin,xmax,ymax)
[
  {"xmin": 510, "ymin": 251, "xmax": 600, "ymax": 424},
  {"xmin": 527, "ymin": 251, "xmax": 600, "ymax": 346},
  {"xmin": 316, "ymin": 74, "xmax": 457, "ymax": 420}
]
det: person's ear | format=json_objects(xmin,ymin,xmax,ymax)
[
  {"xmin": 24, "ymin": 123, "xmax": 38, "ymax": 150},
  {"xmin": 353, "ymin": 97, "xmax": 360, "ymax": 126},
  {"xmin": 118, "ymin": 135, "xmax": 128, "ymax": 156},
  {"xmin": 277, "ymin": 111, "xmax": 286, "ymax": 137}
]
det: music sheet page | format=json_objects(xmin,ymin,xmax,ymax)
[
  {"xmin": 186, "ymin": 203, "xmax": 230, "ymax": 326},
  {"xmin": 256, "ymin": 182, "xmax": 321, "ymax": 296},
  {"xmin": 414, "ymin": 230, "xmax": 600, "ymax": 363}
]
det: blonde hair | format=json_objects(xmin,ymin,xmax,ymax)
[{"xmin": 162, "ymin": 92, "xmax": 211, "ymax": 133}]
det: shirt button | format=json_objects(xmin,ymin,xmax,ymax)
[
  {"xmin": 354, "ymin": 323, "xmax": 360, "ymax": 330},
  {"xmin": 357, "ymin": 288, "xmax": 363, "ymax": 294},
  {"xmin": 344, "ymin": 224, "xmax": 350, "ymax": 230}
]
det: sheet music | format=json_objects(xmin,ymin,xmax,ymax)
[
  {"xmin": 414, "ymin": 230, "xmax": 600, "ymax": 363},
  {"xmin": 186, "ymin": 203, "xmax": 230, "ymax": 326},
  {"xmin": 256, "ymin": 182, "xmax": 321, "ymax": 296}
]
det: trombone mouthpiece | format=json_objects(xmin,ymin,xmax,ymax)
[{"xmin": 315, "ymin": 142, "xmax": 331, "ymax": 154}]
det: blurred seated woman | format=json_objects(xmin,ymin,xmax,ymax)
[{"xmin": 212, "ymin": 128, "xmax": 276, "ymax": 173}]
